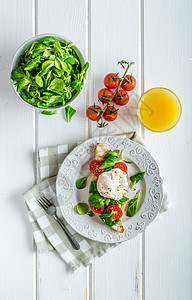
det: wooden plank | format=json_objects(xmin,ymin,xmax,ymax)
[
  {"xmin": 144, "ymin": 1, "xmax": 192, "ymax": 299},
  {"xmin": 37, "ymin": 0, "xmax": 88, "ymax": 299},
  {"xmin": 90, "ymin": 1, "xmax": 142, "ymax": 299},
  {"xmin": 0, "ymin": 0, "xmax": 34, "ymax": 299}
]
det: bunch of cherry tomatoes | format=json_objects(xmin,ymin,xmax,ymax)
[{"xmin": 86, "ymin": 71, "xmax": 136, "ymax": 125}]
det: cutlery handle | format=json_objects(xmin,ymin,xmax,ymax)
[{"xmin": 54, "ymin": 216, "xmax": 80, "ymax": 250}]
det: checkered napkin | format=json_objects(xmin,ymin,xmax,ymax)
[{"xmin": 22, "ymin": 132, "xmax": 170, "ymax": 272}]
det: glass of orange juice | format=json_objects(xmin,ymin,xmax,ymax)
[{"xmin": 137, "ymin": 87, "xmax": 182, "ymax": 132}]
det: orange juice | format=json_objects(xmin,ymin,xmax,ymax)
[{"xmin": 137, "ymin": 88, "xmax": 182, "ymax": 132}]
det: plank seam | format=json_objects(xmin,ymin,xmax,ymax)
[
  {"xmin": 32, "ymin": 0, "xmax": 39, "ymax": 299},
  {"xmin": 139, "ymin": 0, "xmax": 145, "ymax": 300},
  {"xmin": 85, "ymin": 0, "xmax": 95, "ymax": 299}
]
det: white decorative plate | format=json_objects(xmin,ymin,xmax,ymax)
[{"xmin": 56, "ymin": 136, "xmax": 163, "ymax": 243}]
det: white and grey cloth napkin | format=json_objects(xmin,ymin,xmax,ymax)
[{"xmin": 22, "ymin": 132, "xmax": 170, "ymax": 272}]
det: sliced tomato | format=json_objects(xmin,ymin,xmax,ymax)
[
  {"xmin": 90, "ymin": 205, "xmax": 105, "ymax": 214},
  {"xmin": 106, "ymin": 205, "xmax": 123, "ymax": 220},
  {"xmin": 90, "ymin": 160, "xmax": 105, "ymax": 175},
  {"xmin": 113, "ymin": 162, "xmax": 127, "ymax": 172}
]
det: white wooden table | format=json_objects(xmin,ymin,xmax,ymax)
[{"xmin": 1, "ymin": 0, "xmax": 192, "ymax": 299}]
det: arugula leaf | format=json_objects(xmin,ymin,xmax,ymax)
[
  {"xmin": 130, "ymin": 172, "xmax": 145, "ymax": 188},
  {"xmin": 88, "ymin": 194, "xmax": 105, "ymax": 208},
  {"xmin": 126, "ymin": 190, "xmax": 143, "ymax": 217},
  {"xmin": 65, "ymin": 106, "xmax": 76, "ymax": 122},
  {"xmin": 100, "ymin": 211, "xmax": 120, "ymax": 227},
  {"xmin": 75, "ymin": 203, "xmax": 89, "ymax": 215},
  {"xmin": 76, "ymin": 171, "xmax": 90, "ymax": 189}
]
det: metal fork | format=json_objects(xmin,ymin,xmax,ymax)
[{"xmin": 37, "ymin": 196, "xmax": 80, "ymax": 250}]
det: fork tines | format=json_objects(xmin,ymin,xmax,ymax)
[{"xmin": 37, "ymin": 196, "xmax": 52, "ymax": 209}]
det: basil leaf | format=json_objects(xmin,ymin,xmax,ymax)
[
  {"xmin": 75, "ymin": 203, "xmax": 89, "ymax": 215},
  {"xmin": 100, "ymin": 211, "xmax": 120, "ymax": 227},
  {"xmin": 89, "ymin": 181, "xmax": 97, "ymax": 194},
  {"xmin": 41, "ymin": 111, "xmax": 58, "ymax": 115},
  {"xmin": 65, "ymin": 106, "xmax": 76, "ymax": 122},
  {"xmin": 130, "ymin": 172, "xmax": 145, "ymax": 188},
  {"xmin": 126, "ymin": 190, "xmax": 143, "ymax": 217},
  {"xmin": 88, "ymin": 194, "xmax": 105, "ymax": 208},
  {"xmin": 87, "ymin": 211, "xmax": 94, "ymax": 217},
  {"xmin": 100, "ymin": 156, "xmax": 120, "ymax": 169},
  {"xmin": 105, "ymin": 199, "xmax": 110, "ymax": 206}
]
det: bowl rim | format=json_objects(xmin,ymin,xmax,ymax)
[
  {"xmin": 137, "ymin": 87, "xmax": 182, "ymax": 132},
  {"xmin": 10, "ymin": 33, "xmax": 87, "ymax": 111}
]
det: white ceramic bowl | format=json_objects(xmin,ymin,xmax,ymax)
[{"xmin": 10, "ymin": 33, "xmax": 86, "ymax": 111}]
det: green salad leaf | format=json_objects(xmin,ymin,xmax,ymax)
[
  {"xmin": 100, "ymin": 211, "xmax": 120, "ymax": 227},
  {"xmin": 89, "ymin": 181, "xmax": 98, "ymax": 194},
  {"xmin": 87, "ymin": 211, "xmax": 94, "ymax": 217},
  {"xmin": 109, "ymin": 195, "xmax": 129, "ymax": 207},
  {"xmin": 75, "ymin": 203, "xmax": 89, "ymax": 215},
  {"xmin": 130, "ymin": 172, "xmax": 145, "ymax": 188},
  {"xmin": 100, "ymin": 156, "xmax": 120, "ymax": 169},
  {"xmin": 75, "ymin": 171, "xmax": 90, "ymax": 189},
  {"xmin": 11, "ymin": 36, "xmax": 89, "ymax": 109},
  {"xmin": 88, "ymin": 194, "xmax": 105, "ymax": 208},
  {"xmin": 126, "ymin": 190, "xmax": 143, "ymax": 217},
  {"xmin": 100, "ymin": 149, "xmax": 132, "ymax": 169},
  {"xmin": 41, "ymin": 110, "xmax": 58, "ymax": 115},
  {"xmin": 65, "ymin": 105, "xmax": 76, "ymax": 122}
]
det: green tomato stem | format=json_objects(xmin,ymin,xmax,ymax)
[{"xmin": 97, "ymin": 61, "xmax": 134, "ymax": 127}]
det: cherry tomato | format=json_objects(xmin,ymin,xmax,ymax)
[
  {"xmin": 104, "ymin": 73, "xmax": 120, "ymax": 89},
  {"xmin": 121, "ymin": 75, "xmax": 136, "ymax": 91},
  {"xmin": 90, "ymin": 160, "xmax": 105, "ymax": 175},
  {"xmin": 86, "ymin": 105, "xmax": 102, "ymax": 121},
  {"xmin": 113, "ymin": 162, "xmax": 127, "ymax": 172},
  {"xmin": 114, "ymin": 90, "xmax": 129, "ymax": 106},
  {"xmin": 103, "ymin": 105, "xmax": 118, "ymax": 122},
  {"xmin": 98, "ymin": 88, "xmax": 113, "ymax": 104},
  {"xmin": 106, "ymin": 205, "xmax": 123, "ymax": 220},
  {"xmin": 90, "ymin": 205, "xmax": 105, "ymax": 214}
]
